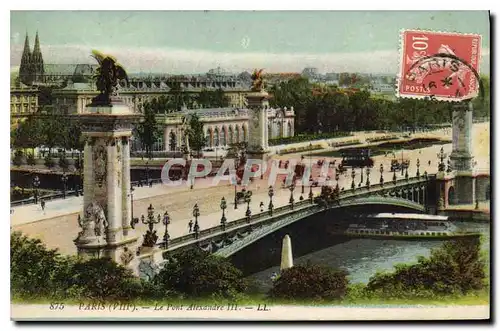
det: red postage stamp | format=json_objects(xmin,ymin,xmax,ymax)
[{"xmin": 398, "ymin": 29, "xmax": 482, "ymax": 101}]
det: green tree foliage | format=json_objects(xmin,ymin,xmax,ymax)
[
  {"xmin": 197, "ymin": 88, "xmax": 230, "ymax": 108},
  {"xmin": 270, "ymin": 77, "xmax": 461, "ymax": 135},
  {"xmin": 473, "ymin": 75, "xmax": 490, "ymax": 118},
  {"xmin": 11, "ymin": 232, "xmax": 145, "ymax": 301},
  {"xmin": 69, "ymin": 258, "xmax": 143, "ymax": 301},
  {"xmin": 12, "ymin": 150, "xmax": 24, "ymax": 166},
  {"xmin": 134, "ymin": 102, "xmax": 162, "ymax": 159},
  {"xmin": 153, "ymin": 249, "xmax": 247, "ymax": 299},
  {"xmin": 269, "ymin": 262, "xmax": 349, "ymax": 301},
  {"xmin": 11, "ymin": 232, "xmax": 69, "ymax": 299},
  {"xmin": 187, "ymin": 113, "xmax": 206, "ymax": 157},
  {"xmin": 365, "ymin": 236, "xmax": 486, "ymax": 298}
]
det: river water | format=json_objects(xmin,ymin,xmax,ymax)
[{"xmin": 247, "ymin": 221, "xmax": 490, "ymax": 293}]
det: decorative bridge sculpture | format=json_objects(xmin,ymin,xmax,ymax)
[{"xmin": 136, "ymin": 174, "xmax": 433, "ymax": 277}]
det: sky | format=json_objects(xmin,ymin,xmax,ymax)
[{"xmin": 10, "ymin": 11, "xmax": 490, "ymax": 74}]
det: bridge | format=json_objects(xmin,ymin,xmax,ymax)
[{"xmin": 135, "ymin": 174, "xmax": 433, "ymax": 278}]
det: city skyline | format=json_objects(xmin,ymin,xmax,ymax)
[{"xmin": 11, "ymin": 11, "xmax": 490, "ymax": 74}]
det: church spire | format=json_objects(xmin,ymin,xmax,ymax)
[
  {"xmin": 31, "ymin": 30, "xmax": 44, "ymax": 82},
  {"xmin": 33, "ymin": 30, "xmax": 41, "ymax": 54},
  {"xmin": 19, "ymin": 33, "xmax": 32, "ymax": 85}
]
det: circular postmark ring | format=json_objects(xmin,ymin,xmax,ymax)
[{"xmin": 405, "ymin": 53, "xmax": 485, "ymax": 103}]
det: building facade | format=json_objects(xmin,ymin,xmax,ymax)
[
  {"xmin": 10, "ymin": 86, "xmax": 39, "ymax": 115},
  {"xmin": 131, "ymin": 106, "xmax": 295, "ymax": 153},
  {"xmin": 51, "ymin": 80, "xmax": 250, "ymax": 114}
]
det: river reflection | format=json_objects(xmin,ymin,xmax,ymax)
[{"xmin": 247, "ymin": 221, "xmax": 490, "ymax": 294}]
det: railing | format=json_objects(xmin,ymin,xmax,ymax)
[
  {"xmin": 10, "ymin": 189, "xmax": 82, "ymax": 207},
  {"xmin": 143, "ymin": 175, "xmax": 431, "ymax": 258},
  {"xmin": 10, "ymin": 177, "xmax": 166, "ymax": 207}
]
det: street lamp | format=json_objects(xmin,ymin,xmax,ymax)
[
  {"xmin": 162, "ymin": 210, "xmax": 170, "ymax": 248},
  {"xmin": 141, "ymin": 204, "xmax": 160, "ymax": 247},
  {"xmin": 401, "ymin": 148, "xmax": 405, "ymax": 176},
  {"xmin": 61, "ymin": 173, "xmax": 68, "ymax": 199},
  {"xmin": 244, "ymin": 191, "xmax": 252, "ymax": 222},
  {"xmin": 366, "ymin": 167, "xmax": 371, "ymax": 188},
  {"xmin": 437, "ymin": 147, "xmax": 446, "ymax": 172},
  {"xmin": 234, "ymin": 184, "xmax": 238, "ymax": 210},
  {"xmin": 351, "ymin": 167, "xmax": 356, "ymax": 190},
  {"xmin": 360, "ymin": 166, "xmax": 364, "ymax": 187},
  {"xmin": 32, "ymin": 175, "xmax": 40, "ymax": 204},
  {"xmin": 193, "ymin": 203, "xmax": 200, "ymax": 239},
  {"xmin": 289, "ymin": 182, "xmax": 295, "ymax": 209},
  {"xmin": 309, "ymin": 142, "xmax": 313, "ymax": 202},
  {"xmin": 268, "ymin": 186, "xmax": 274, "ymax": 216},
  {"xmin": 379, "ymin": 163, "xmax": 384, "ymax": 185},
  {"xmin": 220, "ymin": 197, "xmax": 227, "ymax": 231},
  {"xmin": 335, "ymin": 169, "xmax": 340, "ymax": 192}
]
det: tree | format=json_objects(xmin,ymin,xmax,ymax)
[
  {"xmin": 135, "ymin": 102, "xmax": 162, "ymax": 159},
  {"xmin": 269, "ymin": 262, "xmax": 349, "ymax": 301},
  {"xmin": 169, "ymin": 131, "xmax": 177, "ymax": 151},
  {"xmin": 365, "ymin": 236, "xmax": 486, "ymax": 298},
  {"xmin": 154, "ymin": 249, "xmax": 247, "ymax": 299},
  {"xmin": 196, "ymin": 88, "xmax": 230, "ymax": 108},
  {"xmin": 11, "ymin": 232, "xmax": 146, "ymax": 301},
  {"xmin": 187, "ymin": 113, "xmax": 206, "ymax": 157}
]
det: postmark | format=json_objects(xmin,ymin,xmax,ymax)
[{"xmin": 398, "ymin": 29, "xmax": 482, "ymax": 101}]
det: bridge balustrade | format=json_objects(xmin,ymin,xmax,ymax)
[{"xmin": 138, "ymin": 175, "xmax": 432, "ymax": 261}]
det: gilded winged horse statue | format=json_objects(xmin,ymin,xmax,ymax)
[
  {"xmin": 90, "ymin": 50, "xmax": 129, "ymax": 104},
  {"xmin": 251, "ymin": 69, "xmax": 265, "ymax": 91}
]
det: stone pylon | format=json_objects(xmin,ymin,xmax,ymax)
[
  {"xmin": 280, "ymin": 234, "xmax": 294, "ymax": 271},
  {"xmin": 73, "ymin": 98, "xmax": 140, "ymax": 264},
  {"xmin": 246, "ymin": 88, "xmax": 270, "ymax": 161},
  {"xmin": 449, "ymin": 102, "xmax": 476, "ymax": 204}
]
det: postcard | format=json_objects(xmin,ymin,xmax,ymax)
[{"xmin": 10, "ymin": 10, "xmax": 490, "ymax": 321}]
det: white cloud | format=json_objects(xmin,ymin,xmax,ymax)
[{"xmin": 10, "ymin": 44, "xmax": 490, "ymax": 75}]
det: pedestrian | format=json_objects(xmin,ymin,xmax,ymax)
[
  {"xmin": 428, "ymin": 160, "xmax": 431, "ymax": 166},
  {"xmin": 193, "ymin": 220, "xmax": 200, "ymax": 239},
  {"xmin": 188, "ymin": 219, "xmax": 193, "ymax": 233},
  {"xmin": 260, "ymin": 201, "xmax": 264, "ymax": 212},
  {"xmin": 149, "ymin": 180, "xmax": 153, "ymax": 188},
  {"xmin": 41, "ymin": 199, "xmax": 45, "ymax": 211}
]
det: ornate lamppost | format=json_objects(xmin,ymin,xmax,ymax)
[
  {"xmin": 351, "ymin": 166, "xmax": 356, "ymax": 190},
  {"xmin": 268, "ymin": 186, "xmax": 274, "ymax": 216},
  {"xmin": 366, "ymin": 167, "xmax": 370, "ymax": 188},
  {"xmin": 360, "ymin": 166, "xmax": 364, "ymax": 187},
  {"xmin": 244, "ymin": 190, "xmax": 252, "ymax": 223},
  {"xmin": 234, "ymin": 184, "xmax": 238, "ymax": 210},
  {"xmin": 61, "ymin": 172, "xmax": 68, "ymax": 199},
  {"xmin": 162, "ymin": 210, "xmax": 170, "ymax": 248},
  {"xmin": 437, "ymin": 147, "xmax": 446, "ymax": 172},
  {"xmin": 289, "ymin": 182, "xmax": 295, "ymax": 209},
  {"xmin": 220, "ymin": 197, "xmax": 227, "ymax": 231},
  {"xmin": 145, "ymin": 161, "xmax": 150, "ymax": 186},
  {"xmin": 32, "ymin": 175, "xmax": 40, "ymax": 204},
  {"xmin": 416, "ymin": 158, "xmax": 420, "ymax": 178},
  {"xmin": 379, "ymin": 163, "xmax": 384, "ymax": 185},
  {"xmin": 193, "ymin": 203, "xmax": 200, "ymax": 239},
  {"xmin": 141, "ymin": 204, "xmax": 160, "ymax": 247},
  {"xmin": 400, "ymin": 148, "xmax": 405, "ymax": 176}
]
